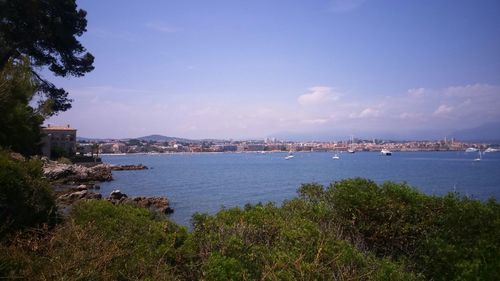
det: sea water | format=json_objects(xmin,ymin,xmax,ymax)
[{"xmin": 100, "ymin": 151, "xmax": 500, "ymax": 226}]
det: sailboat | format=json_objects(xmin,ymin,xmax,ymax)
[
  {"xmin": 285, "ymin": 150, "xmax": 295, "ymax": 160},
  {"xmin": 473, "ymin": 150, "xmax": 482, "ymax": 162},
  {"xmin": 347, "ymin": 135, "xmax": 355, "ymax": 153},
  {"xmin": 332, "ymin": 152, "xmax": 340, "ymax": 160}
]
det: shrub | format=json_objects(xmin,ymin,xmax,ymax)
[
  {"xmin": 324, "ymin": 178, "xmax": 500, "ymax": 281},
  {"xmin": 68, "ymin": 200, "xmax": 189, "ymax": 279},
  {"xmin": 186, "ymin": 202, "xmax": 420, "ymax": 280},
  {"xmin": 2, "ymin": 178, "xmax": 498, "ymax": 280},
  {"xmin": 0, "ymin": 149, "xmax": 57, "ymax": 239},
  {"xmin": 1, "ymin": 200, "xmax": 188, "ymax": 280}
]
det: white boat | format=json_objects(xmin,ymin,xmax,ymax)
[
  {"xmin": 332, "ymin": 153, "xmax": 340, "ymax": 160},
  {"xmin": 473, "ymin": 151, "xmax": 482, "ymax": 162},
  {"xmin": 484, "ymin": 147, "xmax": 499, "ymax": 153},
  {"xmin": 380, "ymin": 149, "xmax": 392, "ymax": 156},
  {"xmin": 285, "ymin": 151, "xmax": 294, "ymax": 160},
  {"xmin": 347, "ymin": 135, "xmax": 355, "ymax": 153},
  {"xmin": 465, "ymin": 147, "xmax": 479, "ymax": 153}
]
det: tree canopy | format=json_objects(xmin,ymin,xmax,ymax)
[
  {"xmin": 0, "ymin": 0, "xmax": 94, "ymax": 115},
  {"xmin": 0, "ymin": 58, "xmax": 44, "ymax": 155}
]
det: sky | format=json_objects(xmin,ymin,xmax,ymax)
[{"xmin": 46, "ymin": 0, "xmax": 500, "ymax": 140}]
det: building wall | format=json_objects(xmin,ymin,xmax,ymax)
[{"xmin": 41, "ymin": 126, "xmax": 77, "ymax": 158}]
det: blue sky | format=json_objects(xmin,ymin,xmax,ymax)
[{"xmin": 47, "ymin": 0, "xmax": 500, "ymax": 140}]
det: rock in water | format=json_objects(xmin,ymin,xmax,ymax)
[
  {"xmin": 131, "ymin": 197, "xmax": 174, "ymax": 214},
  {"xmin": 109, "ymin": 189, "xmax": 128, "ymax": 200},
  {"xmin": 43, "ymin": 162, "xmax": 113, "ymax": 183},
  {"xmin": 57, "ymin": 190, "xmax": 102, "ymax": 204},
  {"xmin": 111, "ymin": 164, "xmax": 148, "ymax": 171},
  {"xmin": 107, "ymin": 192, "xmax": 173, "ymax": 214}
]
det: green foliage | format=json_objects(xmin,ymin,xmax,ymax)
[
  {"xmin": 0, "ymin": 149, "xmax": 56, "ymax": 239},
  {"xmin": 1, "ymin": 178, "xmax": 498, "ymax": 280},
  {"xmin": 0, "ymin": 0, "xmax": 94, "ymax": 115},
  {"xmin": 70, "ymin": 200, "xmax": 189, "ymax": 278},
  {"xmin": 186, "ymin": 202, "xmax": 419, "ymax": 280},
  {"xmin": 323, "ymin": 178, "xmax": 500, "ymax": 280},
  {"xmin": 0, "ymin": 58, "xmax": 43, "ymax": 155},
  {"xmin": 1, "ymin": 201, "xmax": 188, "ymax": 280},
  {"xmin": 50, "ymin": 146, "xmax": 69, "ymax": 160},
  {"xmin": 416, "ymin": 195, "xmax": 500, "ymax": 280}
]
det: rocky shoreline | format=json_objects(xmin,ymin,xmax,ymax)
[
  {"xmin": 43, "ymin": 161, "xmax": 149, "ymax": 183},
  {"xmin": 44, "ymin": 161, "xmax": 173, "ymax": 215},
  {"xmin": 44, "ymin": 162, "xmax": 113, "ymax": 183}
]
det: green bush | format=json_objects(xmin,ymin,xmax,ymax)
[
  {"xmin": 1, "ymin": 200, "xmax": 188, "ymax": 280},
  {"xmin": 0, "ymin": 149, "xmax": 57, "ymax": 239},
  {"xmin": 68, "ymin": 200, "xmax": 189, "ymax": 280},
  {"xmin": 186, "ymin": 202, "xmax": 420, "ymax": 280},
  {"xmin": 323, "ymin": 178, "xmax": 500, "ymax": 281},
  {"xmin": 1, "ymin": 178, "xmax": 498, "ymax": 280}
]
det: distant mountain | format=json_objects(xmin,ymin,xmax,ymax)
[
  {"xmin": 77, "ymin": 134, "xmax": 229, "ymax": 143},
  {"xmin": 136, "ymin": 134, "xmax": 199, "ymax": 143},
  {"xmin": 137, "ymin": 135, "xmax": 185, "ymax": 142},
  {"xmin": 450, "ymin": 122, "xmax": 500, "ymax": 142}
]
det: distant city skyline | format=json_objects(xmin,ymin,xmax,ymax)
[{"xmin": 47, "ymin": 0, "xmax": 500, "ymax": 139}]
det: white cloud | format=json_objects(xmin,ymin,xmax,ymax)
[
  {"xmin": 298, "ymin": 86, "xmax": 339, "ymax": 106},
  {"xmin": 47, "ymin": 82, "xmax": 500, "ymax": 139},
  {"xmin": 445, "ymin": 84, "xmax": 499, "ymax": 98},
  {"xmin": 300, "ymin": 118, "xmax": 329, "ymax": 124},
  {"xmin": 350, "ymin": 107, "xmax": 381, "ymax": 119},
  {"xmin": 433, "ymin": 104, "xmax": 453, "ymax": 116},
  {"xmin": 407, "ymin": 87, "xmax": 426, "ymax": 98}
]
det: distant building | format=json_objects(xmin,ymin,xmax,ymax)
[
  {"xmin": 246, "ymin": 144, "xmax": 265, "ymax": 151},
  {"xmin": 222, "ymin": 145, "xmax": 238, "ymax": 152},
  {"xmin": 97, "ymin": 142, "xmax": 127, "ymax": 154},
  {"xmin": 41, "ymin": 124, "xmax": 77, "ymax": 158}
]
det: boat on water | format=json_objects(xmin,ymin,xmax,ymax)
[
  {"xmin": 332, "ymin": 153, "xmax": 340, "ymax": 160},
  {"xmin": 380, "ymin": 149, "xmax": 392, "ymax": 156},
  {"xmin": 347, "ymin": 135, "xmax": 356, "ymax": 153},
  {"xmin": 285, "ymin": 151, "xmax": 295, "ymax": 160},
  {"xmin": 473, "ymin": 151, "xmax": 482, "ymax": 162},
  {"xmin": 465, "ymin": 147, "xmax": 479, "ymax": 153},
  {"xmin": 484, "ymin": 147, "xmax": 499, "ymax": 153}
]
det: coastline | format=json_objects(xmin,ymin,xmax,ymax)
[
  {"xmin": 99, "ymin": 149, "xmax": 473, "ymax": 156},
  {"xmin": 43, "ymin": 160, "xmax": 172, "ymax": 215}
]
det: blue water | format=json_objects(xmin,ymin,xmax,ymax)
[{"xmin": 100, "ymin": 152, "xmax": 500, "ymax": 226}]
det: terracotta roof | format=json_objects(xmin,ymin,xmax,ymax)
[{"xmin": 42, "ymin": 126, "xmax": 77, "ymax": 131}]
